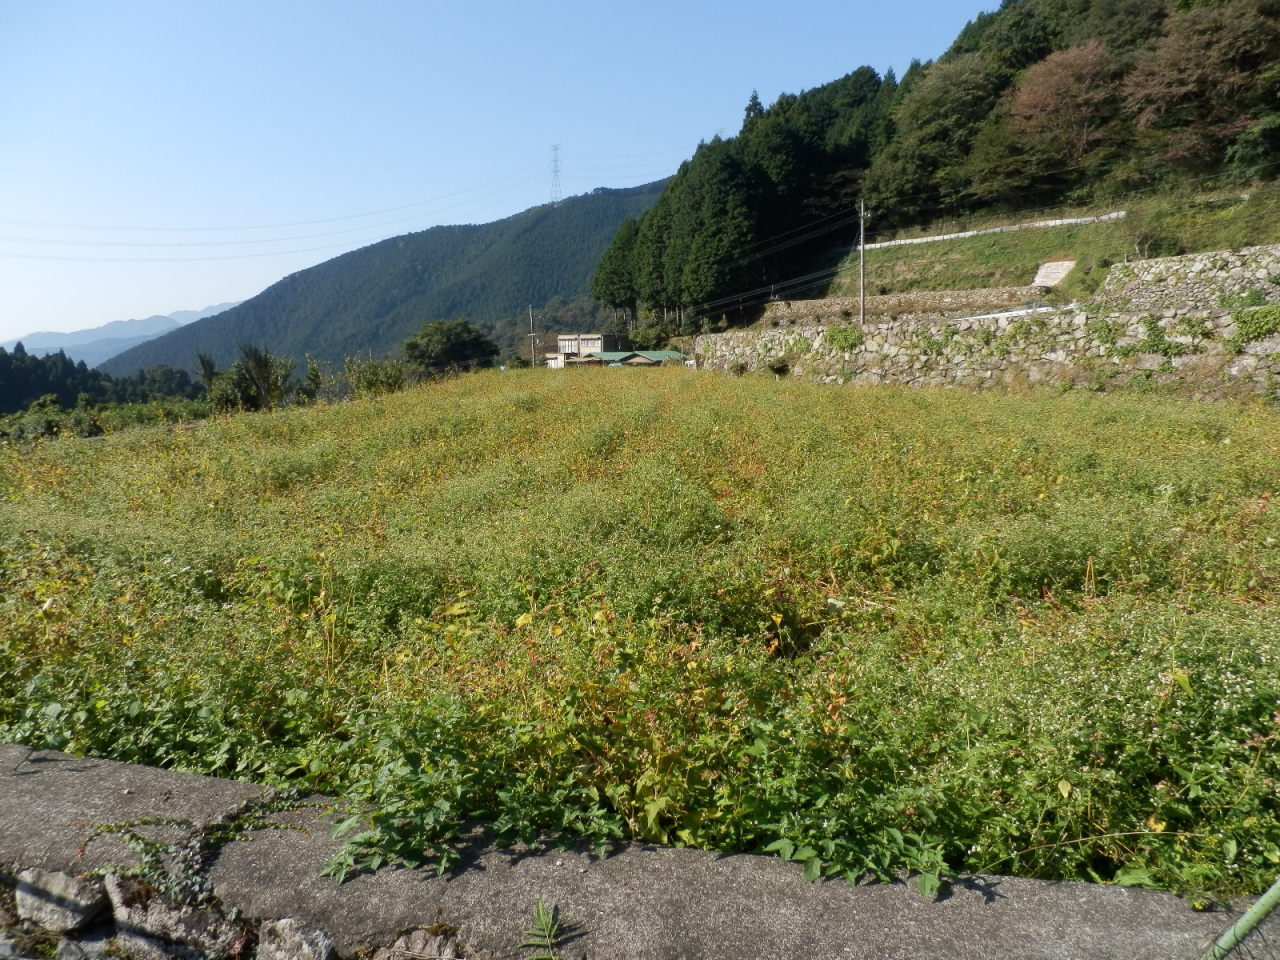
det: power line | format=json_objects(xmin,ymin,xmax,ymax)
[
  {"xmin": 0, "ymin": 173, "xmax": 565, "ymax": 263},
  {"xmin": 711, "ymin": 161, "xmax": 1280, "ymax": 282},
  {"xmin": 678, "ymin": 169, "xmax": 1280, "ymax": 314},
  {"xmin": 687, "ymin": 223, "xmax": 1176, "ymax": 316},
  {"xmin": 0, "ymin": 173, "xmax": 552, "ymax": 249},
  {"xmin": 0, "ymin": 162, "xmax": 549, "ymax": 233},
  {"xmin": 563, "ymin": 146, "xmax": 695, "ymax": 161},
  {"xmin": 550, "ymin": 145, "xmax": 562, "ymax": 206},
  {"xmin": 0, "ymin": 139, "xmax": 700, "ymax": 237}
]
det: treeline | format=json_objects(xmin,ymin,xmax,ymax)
[
  {"xmin": 593, "ymin": 0, "xmax": 1280, "ymax": 332},
  {"xmin": 3, "ymin": 319, "xmax": 505, "ymax": 442},
  {"xmin": 198, "ymin": 320, "xmax": 501, "ymax": 411},
  {"xmin": 0, "ymin": 343, "xmax": 202, "ymax": 415}
]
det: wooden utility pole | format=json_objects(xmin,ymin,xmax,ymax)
[{"xmin": 859, "ymin": 199, "xmax": 868, "ymax": 328}]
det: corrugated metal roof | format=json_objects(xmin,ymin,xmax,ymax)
[
  {"xmin": 590, "ymin": 351, "xmax": 639, "ymax": 362},
  {"xmin": 633, "ymin": 351, "xmax": 685, "ymax": 361}
]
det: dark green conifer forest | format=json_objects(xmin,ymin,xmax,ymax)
[
  {"xmin": 594, "ymin": 0, "xmax": 1280, "ymax": 330},
  {"xmin": 0, "ymin": 343, "xmax": 200, "ymax": 416}
]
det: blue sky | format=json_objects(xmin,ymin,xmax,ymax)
[{"xmin": 0, "ymin": 0, "xmax": 994, "ymax": 341}]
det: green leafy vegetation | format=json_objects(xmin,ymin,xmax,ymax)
[
  {"xmin": 0, "ymin": 395, "xmax": 210, "ymax": 442},
  {"xmin": 403, "ymin": 318, "xmax": 500, "ymax": 376},
  {"xmin": 100, "ymin": 183, "xmax": 666, "ymax": 376},
  {"xmin": 1220, "ymin": 290, "xmax": 1268, "ymax": 310},
  {"xmin": 1111, "ymin": 317, "xmax": 1201, "ymax": 358},
  {"xmin": 521, "ymin": 900, "xmax": 564, "ymax": 960},
  {"xmin": 339, "ymin": 356, "xmax": 409, "ymax": 399},
  {"xmin": 1229, "ymin": 306, "xmax": 1280, "ymax": 354},
  {"xmin": 0, "ymin": 346, "xmax": 210, "ymax": 440},
  {"xmin": 4, "ymin": 327, "xmax": 503, "ymax": 445},
  {"xmin": 77, "ymin": 793, "xmax": 307, "ymax": 906},
  {"xmin": 1, "ymin": 371, "xmax": 1277, "ymax": 901},
  {"xmin": 829, "ymin": 187, "xmax": 1280, "ymax": 302},
  {"xmin": 825, "ymin": 325, "xmax": 865, "ymax": 353},
  {"xmin": 205, "ymin": 346, "xmax": 298, "ymax": 412}
]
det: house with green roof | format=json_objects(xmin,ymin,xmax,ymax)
[{"xmin": 544, "ymin": 334, "xmax": 686, "ymax": 369}]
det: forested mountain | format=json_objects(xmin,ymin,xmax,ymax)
[
  {"xmin": 101, "ymin": 184, "xmax": 665, "ymax": 375},
  {"xmin": 594, "ymin": 0, "xmax": 1280, "ymax": 330}
]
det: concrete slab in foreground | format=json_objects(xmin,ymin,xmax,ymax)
[{"xmin": 1, "ymin": 743, "xmax": 1276, "ymax": 960}]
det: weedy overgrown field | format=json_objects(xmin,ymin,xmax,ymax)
[{"xmin": 1, "ymin": 369, "xmax": 1278, "ymax": 900}]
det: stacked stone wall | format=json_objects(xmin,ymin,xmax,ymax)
[
  {"xmin": 693, "ymin": 246, "xmax": 1280, "ymax": 398},
  {"xmin": 758, "ymin": 287, "xmax": 1038, "ymax": 326},
  {"xmin": 693, "ymin": 306, "xmax": 1280, "ymax": 397},
  {"xmin": 1102, "ymin": 245, "xmax": 1280, "ymax": 311}
]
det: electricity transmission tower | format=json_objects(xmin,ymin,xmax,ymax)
[{"xmin": 550, "ymin": 144, "xmax": 562, "ymax": 206}]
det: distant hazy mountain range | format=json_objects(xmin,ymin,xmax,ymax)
[
  {"xmin": 3, "ymin": 303, "xmax": 241, "ymax": 369},
  {"xmin": 100, "ymin": 182, "xmax": 665, "ymax": 376}
]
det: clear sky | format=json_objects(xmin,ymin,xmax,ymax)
[{"xmin": 0, "ymin": 0, "xmax": 994, "ymax": 342}]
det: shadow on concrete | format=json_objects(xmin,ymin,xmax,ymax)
[{"xmin": 937, "ymin": 875, "xmax": 1004, "ymax": 905}]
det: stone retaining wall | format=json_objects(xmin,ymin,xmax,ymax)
[
  {"xmin": 693, "ymin": 306, "xmax": 1280, "ymax": 397},
  {"xmin": 694, "ymin": 246, "xmax": 1280, "ymax": 397},
  {"xmin": 1102, "ymin": 245, "xmax": 1280, "ymax": 311},
  {"xmin": 759, "ymin": 287, "xmax": 1038, "ymax": 327}
]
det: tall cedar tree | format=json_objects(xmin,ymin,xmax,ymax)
[{"xmin": 590, "ymin": 217, "xmax": 641, "ymax": 324}]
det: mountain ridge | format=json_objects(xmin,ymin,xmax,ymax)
[
  {"xmin": 3, "ymin": 303, "xmax": 242, "ymax": 369},
  {"xmin": 100, "ymin": 184, "xmax": 665, "ymax": 375}
]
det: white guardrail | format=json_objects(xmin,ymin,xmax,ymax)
[{"xmin": 863, "ymin": 211, "xmax": 1127, "ymax": 251}]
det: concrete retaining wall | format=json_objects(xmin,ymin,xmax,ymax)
[{"xmin": 863, "ymin": 211, "xmax": 1126, "ymax": 251}]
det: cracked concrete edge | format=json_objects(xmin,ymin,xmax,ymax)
[{"xmin": 3, "ymin": 742, "xmax": 1278, "ymax": 960}]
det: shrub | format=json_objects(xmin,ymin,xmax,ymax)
[
  {"xmin": 405, "ymin": 318, "xmax": 499, "ymax": 376},
  {"xmin": 344, "ymin": 356, "xmax": 409, "ymax": 398},
  {"xmin": 1227, "ymin": 306, "xmax": 1280, "ymax": 353},
  {"xmin": 1111, "ymin": 318, "xmax": 1199, "ymax": 359},
  {"xmin": 208, "ymin": 346, "xmax": 296, "ymax": 412},
  {"xmin": 1218, "ymin": 289, "xmax": 1267, "ymax": 309},
  {"xmin": 825, "ymin": 325, "xmax": 865, "ymax": 353}
]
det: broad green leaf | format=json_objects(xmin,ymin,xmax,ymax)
[
  {"xmin": 764, "ymin": 838, "xmax": 795, "ymax": 861},
  {"xmin": 917, "ymin": 872, "xmax": 941, "ymax": 899}
]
